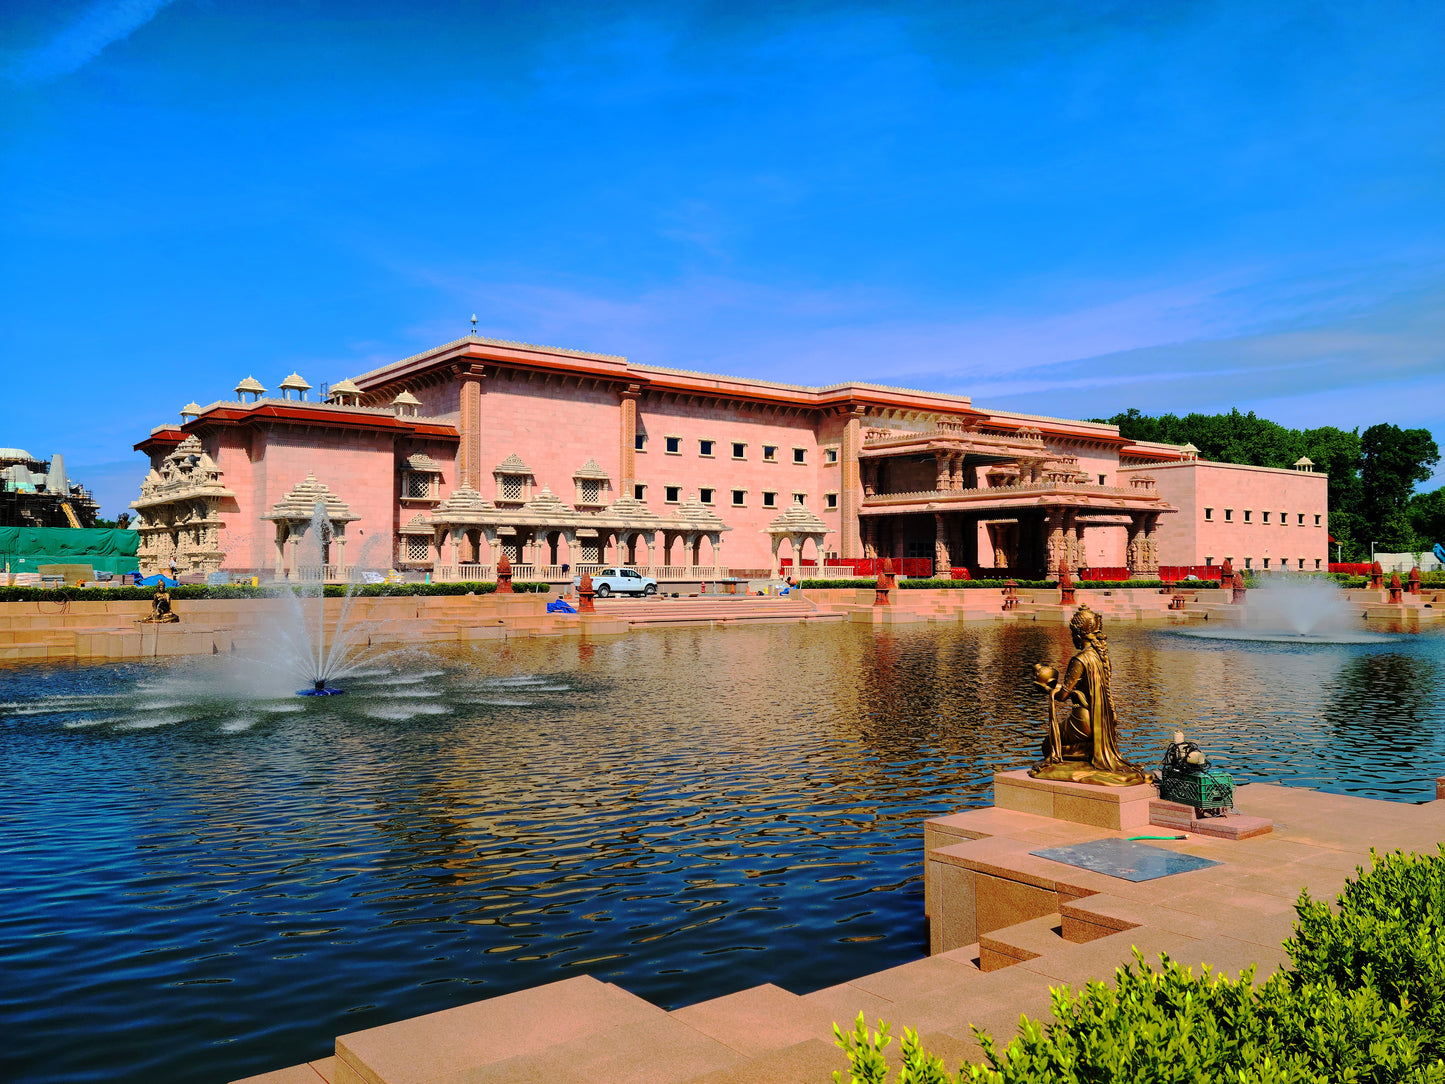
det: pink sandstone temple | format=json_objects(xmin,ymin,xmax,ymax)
[{"xmin": 130, "ymin": 334, "xmax": 1328, "ymax": 581}]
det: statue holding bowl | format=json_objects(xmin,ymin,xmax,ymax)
[{"xmin": 1029, "ymin": 604, "xmax": 1145, "ymax": 786}]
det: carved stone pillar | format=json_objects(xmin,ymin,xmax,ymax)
[
  {"xmin": 1125, "ymin": 514, "xmax": 1143, "ymax": 576},
  {"xmin": 950, "ymin": 454, "xmax": 964, "ymax": 491},
  {"xmin": 861, "ymin": 460, "xmax": 877, "ymax": 497},
  {"xmin": 935, "ymin": 453, "xmax": 951, "ymax": 492},
  {"xmin": 861, "ymin": 518, "xmax": 877, "ymax": 559},
  {"xmin": 1140, "ymin": 513, "xmax": 1160, "ymax": 576},
  {"xmin": 619, "ymin": 384, "xmax": 641, "ymax": 492},
  {"xmin": 839, "ymin": 406, "xmax": 867, "ymax": 558},
  {"xmin": 1072, "ymin": 515, "xmax": 1086, "ymax": 572},
  {"xmin": 1045, "ymin": 509, "xmax": 1066, "ymax": 578},
  {"xmin": 933, "ymin": 513, "xmax": 951, "ymax": 575},
  {"xmin": 455, "ymin": 363, "xmax": 486, "ymax": 491}
]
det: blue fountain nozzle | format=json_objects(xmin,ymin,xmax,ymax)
[{"xmin": 296, "ymin": 682, "xmax": 345, "ymax": 697}]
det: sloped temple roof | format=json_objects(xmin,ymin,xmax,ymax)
[{"xmin": 264, "ymin": 473, "xmax": 359, "ymax": 523}]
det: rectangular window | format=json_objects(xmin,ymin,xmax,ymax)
[
  {"xmin": 664, "ymin": 485, "xmax": 680, "ymax": 503},
  {"xmin": 762, "ymin": 491, "xmax": 777, "ymax": 508},
  {"xmin": 1244, "ymin": 510, "xmax": 1252, "ymax": 523},
  {"xmin": 792, "ymin": 492, "xmax": 806, "ymax": 505},
  {"xmin": 633, "ymin": 483, "xmax": 645, "ymax": 501},
  {"xmin": 825, "ymin": 492, "xmax": 838, "ymax": 510},
  {"xmin": 1244, "ymin": 557, "xmax": 1252, "ymax": 569},
  {"xmin": 634, "ymin": 433, "xmax": 645, "ymax": 451},
  {"xmin": 665, "ymin": 436, "xmax": 681, "ymax": 454},
  {"xmin": 405, "ymin": 536, "xmax": 430, "ymax": 561},
  {"xmin": 1098, "ymin": 474, "xmax": 1107, "ymax": 486},
  {"xmin": 580, "ymin": 479, "xmax": 601, "ymax": 503},
  {"xmin": 732, "ymin": 442, "xmax": 746, "ymax": 459},
  {"xmin": 1298, "ymin": 557, "xmax": 1305, "ymax": 569},
  {"xmin": 501, "ymin": 477, "xmax": 523, "ymax": 501},
  {"xmin": 699, "ymin": 439, "xmax": 715, "ymax": 457},
  {"xmin": 1279, "ymin": 511, "xmax": 1286, "ymax": 524},
  {"xmin": 1204, "ymin": 507, "xmax": 1213, "ymax": 521},
  {"xmin": 1263, "ymin": 557, "xmax": 1270, "ymax": 568},
  {"xmin": 731, "ymin": 489, "xmax": 746, "ymax": 507},
  {"xmin": 1205, "ymin": 556, "xmax": 1213, "ymax": 565},
  {"xmin": 1315, "ymin": 558, "xmax": 1322, "ymax": 569},
  {"xmin": 1298, "ymin": 513, "xmax": 1304, "ymax": 525},
  {"xmin": 1262, "ymin": 511, "xmax": 1270, "ymax": 524},
  {"xmin": 1225, "ymin": 509, "xmax": 1233, "ymax": 521},
  {"xmin": 793, "ymin": 448, "xmax": 806, "ymax": 464},
  {"xmin": 404, "ymin": 473, "xmax": 431, "ymax": 499},
  {"xmin": 763, "ymin": 445, "xmax": 777, "ymax": 461},
  {"xmin": 700, "ymin": 487, "xmax": 714, "ymax": 504},
  {"xmin": 1314, "ymin": 514, "xmax": 1321, "ymax": 526},
  {"xmin": 824, "ymin": 448, "xmax": 838, "ymax": 464}
]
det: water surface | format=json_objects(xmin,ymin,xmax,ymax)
[{"xmin": 2, "ymin": 621, "xmax": 1442, "ymax": 1083}]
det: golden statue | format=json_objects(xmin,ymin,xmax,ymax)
[{"xmin": 1029, "ymin": 604, "xmax": 1145, "ymax": 786}]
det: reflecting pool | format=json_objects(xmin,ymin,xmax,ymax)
[{"xmin": 2, "ymin": 621, "xmax": 1443, "ymax": 1083}]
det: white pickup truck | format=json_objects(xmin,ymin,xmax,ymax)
[{"xmin": 573, "ymin": 567, "xmax": 658, "ymax": 597}]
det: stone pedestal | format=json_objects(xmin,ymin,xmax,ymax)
[{"xmin": 994, "ymin": 770, "xmax": 1156, "ymax": 831}]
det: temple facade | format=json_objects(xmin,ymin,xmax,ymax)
[{"xmin": 131, "ymin": 334, "xmax": 1329, "ymax": 579}]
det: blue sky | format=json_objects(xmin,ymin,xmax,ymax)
[{"xmin": 2, "ymin": 0, "xmax": 1442, "ymax": 516}]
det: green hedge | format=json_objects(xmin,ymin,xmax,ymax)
[
  {"xmin": 0, "ymin": 581, "xmax": 551, "ymax": 603},
  {"xmin": 797, "ymin": 578, "xmax": 1222, "ymax": 591},
  {"xmin": 834, "ymin": 846, "xmax": 1445, "ymax": 1083}
]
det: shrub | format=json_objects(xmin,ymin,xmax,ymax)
[
  {"xmin": 0, "ymin": 581, "xmax": 551, "ymax": 603},
  {"xmin": 834, "ymin": 846, "xmax": 1445, "ymax": 1083}
]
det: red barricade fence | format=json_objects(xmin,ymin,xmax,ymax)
[
  {"xmin": 1329, "ymin": 563, "xmax": 1374, "ymax": 575},
  {"xmin": 785, "ymin": 558, "xmax": 936, "ymax": 577}
]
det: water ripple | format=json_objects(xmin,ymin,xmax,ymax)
[{"xmin": 0, "ymin": 623, "xmax": 1440, "ymax": 1084}]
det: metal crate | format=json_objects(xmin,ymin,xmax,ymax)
[{"xmin": 1160, "ymin": 768, "xmax": 1234, "ymax": 813}]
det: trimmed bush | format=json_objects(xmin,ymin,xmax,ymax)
[
  {"xmin": 834, "ymin": 846, "xmax": 1445, "ymax": 1083},
  {"xmin": 0, "ymin": 581, "xmax": 551, "ymax": 603}
]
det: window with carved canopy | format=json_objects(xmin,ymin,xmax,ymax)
[{"xmin": 405, "ymin": 536, "xmax": 430, "ymax": 561}]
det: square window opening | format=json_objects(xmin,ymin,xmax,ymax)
[
  {"xmin": 664, "ymin": 485, "xmax": 680, "ymax": 503},
  {"xmin": 699, "ymin": 440, "xmax": 715, "ymax": 457},
  {"xmin": 763, "ymin": 445, "xmax": 777, "ymax": 461},
  {"xmin": 793, "ymin": 448, "xmax": 806, "ymax": 464},
  {"xmin": 731, "ymin": 489, "xmax": 746, "ymax": 506},
  {"xmin": 665, "ymin": 436, "xmax": 681, "ymax": 454},
  {"xmin": 700, "ymin": 487, "xmax": 714, "ymax": 504},
  {"xmin": 762, "ymin": 491, "xmax": 777, "ymax": 508},
  {"xmin": 732, "ymin": 442, "xmax": 746, "ymax": 459}
]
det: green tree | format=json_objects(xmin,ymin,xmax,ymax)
[
  {"xmin": 1408, "ymin": 487, "xmax": 1445, "ymax": 549},
  {"xmin": 1360, "ymin": 424, "xmax": 1440, "ymax": 549}
]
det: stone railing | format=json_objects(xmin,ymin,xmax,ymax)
[
  {"xmin": 430, "ymin": 562, "xmax": 729, "ymax": 583},
  {"xmin": 863, "ymin": 481, "xmax": 1160, "ymax": 505},
  {"xmin": 862, "ymin": 427, "xmax": 1044, "ymax": 453}
]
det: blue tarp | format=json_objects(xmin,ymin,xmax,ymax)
[
  {"xmin": 139, "ymin": 574, "xmax": 179, "ymax": 588},
  {"xmin": 546, "ymin": 598, "xmax": 577, "ymax": 613}
]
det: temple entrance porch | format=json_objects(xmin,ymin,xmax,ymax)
[{"xmin": 861, "ymin": 505, "xmax": 1157, "ymax": 579}]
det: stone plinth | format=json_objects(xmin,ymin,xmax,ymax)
[
  {"xmin": 1148, "ymin": 799, "xmax": 1272, "ymax": 840},
  {"xmin": 994, "ymin": 770, "xmax": 1156, "ymax": 830}
]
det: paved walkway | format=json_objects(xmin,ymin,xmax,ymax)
[{"xmin": 236, "ymin": 780, "xmax": 1445, "ymax": 1084}]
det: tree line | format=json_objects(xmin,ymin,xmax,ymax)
[{"xmin": 1091, "ymin": 408, "xmax": 1443, "ymax": 561}]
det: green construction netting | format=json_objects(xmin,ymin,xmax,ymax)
[{"xmin": 0, "ymin": 527, "xmax": 140, "ymax": 574}]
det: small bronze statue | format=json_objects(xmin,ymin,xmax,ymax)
[
  {"xmin": 140, "ymin": 582, "xmax": 180, "ymax": 623},
  {"xmin": 1029, "ymin": 604, "xmax": 1145, "ymax": 786}
]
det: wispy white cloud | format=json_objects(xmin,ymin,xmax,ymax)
[{"xmin": 4, "ymin": 0, "xmax": 176, "ymax": 86}]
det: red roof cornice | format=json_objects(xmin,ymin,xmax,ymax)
[
  {"xmin": 352, "ymin": 340, "xmax": 986, "ymax": 417},
  {"xmin": 135, "ymin": 405, "xmax": 458, "ymax": 452}
]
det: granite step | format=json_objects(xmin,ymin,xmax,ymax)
[
  {"xmin": 327, "ymin": 975, "xmax": 678, "ymax": 1084},
  {"xmin": 669, "ymin": 983, "xmax": 838, "ymax": 1059}
]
